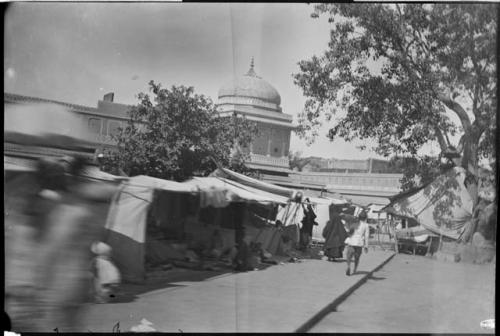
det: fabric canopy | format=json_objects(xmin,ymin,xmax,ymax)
[
  {"xmin": 129, "ymin": 175, "xmax": 197, "ymax": 193},
  {"xmin": 104, "ymin": 173, "xmax": 290, "ymax": 282},
  {"xmin": 186, "ymin": 176, "xmax": 289, "ymax": 205},
  {"xmin": 4, "ymin": 157, "xmax": 36, "ymax": 172},
  {"xmin": 3, "ymin": 155, "xmax": 125, "ymax": 181},
  {"xmin": 211, "ymin": 167, "xmax": 297, "ymax": 199},
  {"xmin": 384, "ymin": 167, "xmax": 473, "ymax": 240}
]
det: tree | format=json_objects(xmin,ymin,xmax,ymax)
[
  {"xmin": 288, "ymin": 151, "xmax": 312, "ymax": 172},
  {"xmin": 102, "ymin": 81, "xmax": 258, "ymax": 181},
  {"xmin": 388, "ymin": 155, "xmax": 445, "ymax": 191},
  {"xmin": 294, "ymin": 4, "xmax": 497, "ymax": 194}
]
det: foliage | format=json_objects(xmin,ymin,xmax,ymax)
[
  {"xmin": 294, "ymin": 4, "xmax": 497, "ymax": 188},
  {"xmin": 389, "ymin": 155, "xmax": 444, "ymax": 191},
  {"xmin": 102, "ymin": 81, "xmax": 258, "ymax": 181},
  {"xmin": 288, "ymin": 151, "xmax": 312, "ymax": 171}
]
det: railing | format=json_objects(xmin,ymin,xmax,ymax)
[
  {"xmin": 249, "ymin": 153, "xmax": 289, "ymax": 167},
  {"xmin": 289, "ymin": 173, "xmax": 401, "ymax": 191},
  {"xmin": 260, "ymin": 174, "xmax": 292, "ymax": 182},
  {"xmin": 88, "ymin": 134, "xmax": 117, "ymax": 145},
  {"xmin": 218, "ymin": 97, "xmax": 280, "ymax": 111}
]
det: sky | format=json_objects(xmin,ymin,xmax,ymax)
[{"xmin": 4, "ymin": 3, "xmax": 441, "ymax": 160}]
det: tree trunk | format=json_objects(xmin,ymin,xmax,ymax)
[{"xmin": 460, "ymin": 131, "xmax": 482, "ymax": 243}]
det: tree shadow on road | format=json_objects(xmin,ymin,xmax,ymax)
[
  {"xmin": 353, "ymin": 271, "xmax": 387, "ymax": 281},
  {"xmin": 108, "ymin": 261, "xmax": 280, "ymax": 304},
  {"xmin": 109, "ymin": 269, "xmax": 229, "ymax": 304}
]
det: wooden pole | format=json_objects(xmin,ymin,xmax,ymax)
[
  {"xmin": 426, "ymin": 236, "xmax": 432, "ymax": 256},
  {"xmin": 392, "ymin": 215, "xmax": 399, "ymax": 253},
  {"xmin": 377, "ymin": 212, "xmax": 383, "ymax": 250},
  {"xmin": 439, "ymin": 225, "xmax": 444, "ymax": 252}
]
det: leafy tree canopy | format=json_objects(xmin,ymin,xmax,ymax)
[
  {"xmin": 288, "ymin": 151, "xmax": 312, "ymax": 172},
  {"xmin": 294, "ymin": 4, "xmax": 497, "ymax": 190},
  {"xmin": 102, "ymin": 81, "xmax": 258, "ymax": 181}
]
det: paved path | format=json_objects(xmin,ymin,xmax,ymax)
[
  {"xmin": 79, "ymin": 249, "xmax": 394, "ymax": 333},
  {"xmin": 310, "ymin": 253, "xmax": 496, "ymax": 334}
]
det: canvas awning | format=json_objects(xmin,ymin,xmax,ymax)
[
  {"xmin": 186, "ymin": 176, "xmax": 288, "ymax": 204},
  {"xmin": 126, "ymin": 174, "xmax": 288, "ymax": 205},
  {"xmin": 129, "ymin": 175, "xmax": 197, "ymax": 193},
  {"xmin": 3, "ymin": 155, "xmax": 124, "ymax": 181},
  {"xmin": 4, "ymin": 156, "xmax": 36, "ymax": 172},
  {"xmin": 383, "ymin": 167, "xmax": 473, "ymax": 240},
  {"xmin": 211, "ymin": 167, "xmax": 297, "ymax": 199},
  {"xmin": 311, "ymin": 196, "xmax": 349, "ymax": 206}
]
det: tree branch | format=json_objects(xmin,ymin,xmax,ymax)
[
  {"xmin": 433, "ymin": 127, "xmax": 449, "ymax": 153},
  {"xmin": 437, "ymin": 93, "xmax": 472, "ymax": 133}
]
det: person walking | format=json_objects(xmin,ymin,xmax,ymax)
[
  {"xmin": 344, "ymin": 211, "xmax": 370, "ymax": 276},
  {"xmin": 322, "ymin": 204, "xmax": 347, "ymax": 261}
]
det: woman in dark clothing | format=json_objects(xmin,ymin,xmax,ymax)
[
  {"xmin": 300, "ymin": 199, "xmax": 318, "ymax": 251},
  {"xmin": 322, "ymin": 204, "xmax": 348, "ymax": 261}
]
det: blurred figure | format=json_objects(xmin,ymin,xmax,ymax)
[
  {"xmin": 5, "ymin": 156, "xmax": 118, "ymax": 331},
  {"xmin": 5, "ymin": 103, "xmax": 119, "ymax": 331},
  {"xmin": 91, "ymin": 242, "xmax": 121, "ymax": 304}
]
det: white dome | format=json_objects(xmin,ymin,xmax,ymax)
[{"xmin": 218, "ymin": 61, "xmax": 281, "ymax": 106}]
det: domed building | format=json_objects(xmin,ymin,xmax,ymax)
[{"xmin": 217, "ymin": 59, "xmax": 294, "ymax": 175}]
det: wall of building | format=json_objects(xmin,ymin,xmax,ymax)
[
  {"xmin": 250, "ymin": 123, "xmax": 290, "ymax": 158},
  {"xmin": 291, "ymin": 171, "xmax": 402, "ymax": 190},
  {"xmin": 370, "ymin": 158, "xmax": 397, "ymax": 173},
  {"xmin": 4, "ymin": 93, "xmax": 131, "ymax": 149},
  {"xmin": 327, "ymin": 158, "xmax": 369, "ymax": 171}
]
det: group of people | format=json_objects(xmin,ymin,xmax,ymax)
[{"xmin": 300, "ymin": 200, "xmax": 370, "ymax": 276}]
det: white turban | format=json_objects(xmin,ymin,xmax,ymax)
[{"xmin": 91, "ymin": 241, "xmax": 112, "ymax": 256}]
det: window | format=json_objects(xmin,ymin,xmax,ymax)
[
  {"xmin": 108, "ymin": 120, "xmax": 122, "ymax": 137},
  {"xmin": 88, "ymin": 118, "xmax": 102, "ymax": 134}
]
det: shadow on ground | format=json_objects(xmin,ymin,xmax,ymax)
[
  {"xmin": 107, "ymin": 246, "xmax": 325, "ymax": 304},
  {"xmin": 352, "ymin": 270, "xmax": 386, "ymax": 281},
  {"xmin": 111, "ymin": 268, "xmax": 230, "ymax": 303},
  {"xmin": 109, "ymin": 262, "xmax": 278, "ymax": 304}
]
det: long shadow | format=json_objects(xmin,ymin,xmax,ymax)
[
  {"xmin": 109, "ymin": 261, "xmax": 278, "ymax": 304},
  {"xmin": 107, "ymin": 249, "xmax": 320, "ymax": 304},
  {"xmin": 329, "ymin": 258, "xmax": 347, "ymax": 263},
  {"xmin": 110, "ymin": 268, "xmax": 230, "ymax": 304},
  {"xmin": 352, "ymin": 270, "xmax": 387, "ymax": 281}
]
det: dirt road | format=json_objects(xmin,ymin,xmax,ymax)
[{"xmin": 310, "ymin": 253, "xmax": 495, "ymax": 333}]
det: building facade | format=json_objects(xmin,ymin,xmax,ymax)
[
  {"xmin": 4, "ymin": 64, "xmax": 403, "ymax": 205},
  {"xmin": 217, "ymin": 60, "xmax": 294, "ymax": 174},
  {"xmin": 5, "ymin": 92, "xmax": 130, "ymax": 148},
  {"xmin": 4, "ymin": 92, "xmax": 131, "ymax": 165},
  {"xmin": 262, "ymin": 171, "xmax": 403, "ymax": 206}
]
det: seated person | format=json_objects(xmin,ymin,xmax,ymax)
[
  {"xmin": 202, "ymin": 228, "xmax": 225, "ymax": 259},
  {"xmin": 91, "ymin": 242, "xmax": 121, "ymax": 303}
]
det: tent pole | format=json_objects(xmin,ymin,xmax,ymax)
[
  {"xmin": 285, "ymin": 202, "xmax": 298, "ymax": 226},
  {"xmin": 392, "ymin": 215, "xmax": 399, "ymax": 253},
  {"xmin": 282, "ymin": 201, "xmax": 291, "ymax": 224},
  {"xmin": 377, "ymin": 212, "xmax": 382, "ymax": 250},
  {"xmin": 267, "ymin": 203, "xmax": 273, "ymax": 226},
  {"xmin": 439, "ymin": 225, "xmax": 443, "ymax": 251}
]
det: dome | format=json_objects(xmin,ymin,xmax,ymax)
[{"xmin": 218, "ymin": 60, "xmax": 281, "ymax": 106}]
